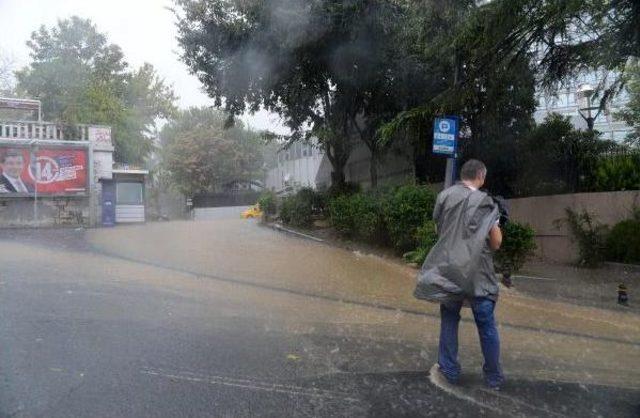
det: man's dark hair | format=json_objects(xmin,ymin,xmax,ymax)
[
  {"xmin": 460, "ymin": 159, "xmax": 487, "ymax": 180},
  {"xmin": 1, "ymin": 149, "xmax": 24, "ymax": 163}
]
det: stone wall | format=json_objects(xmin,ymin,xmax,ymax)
[{"xmin": 508, "ymin": 190, "xmax": 640, "ymax": 263}]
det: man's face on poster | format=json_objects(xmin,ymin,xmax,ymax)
[{"xmin": 2, "ymin": 154, "xmax": 25, "ymax": 179}]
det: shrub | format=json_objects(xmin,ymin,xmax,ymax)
[
  {"xmin": 556, "ymin": 208, "xmax": 609, "ymax": 268},
  {"xmin": 328, "ymin": 195, "xmax": 356, "ymax": 237},
  {"xmin": 296, "ymin": 187, "xmax": 327, "ymax": 217},
  {"xmin": 494, "ymin": 222, "xmax": 537, "ymax": 274},
  {"xmin": 383, "ymin": 185, "xmax": 437, "ymax": 252},
  {"xmin": 280, "ymin": 195, "xmax": 312, "ymax": 228},
  {"xmin": 403, "ymin": 220, "xmax": 438, "ymax": 265},
  {"xmin": 327, "ymin": 181, "xmax": 361, "ymax": 198},
  {"xmin": 328, "ymin": 193, "xmax": 384, "ymax": 242},
  {"xmin": 606, "ymin": 219, "xmax": 640, "ymax": 264},
  {"xmin": 257, "ymin": 191, "xmax": 277, "ymax": 218},
  {"xmin": 593, "ymin": 153, "xmax": 640, "ymax": 192}
]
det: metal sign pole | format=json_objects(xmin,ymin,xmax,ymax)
[{"xmin": 444, "ymin": 158, "xmax": 456, "ymax": 189}]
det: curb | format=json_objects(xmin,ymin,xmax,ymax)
[
  {"xmin": 264, "ymin": 223, "xmax": 325, "ymax": 243},
  {"xmin": 604, "ymin": 262, "xmax": 640, "ymax": 274}
]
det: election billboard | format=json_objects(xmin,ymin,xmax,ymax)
[{"xmin": 0, "ymin": 145, "xmax": 88, "ymax": 195}]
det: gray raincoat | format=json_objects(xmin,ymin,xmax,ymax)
[{"xmin": 414, "ymin": 184, "xmax": 500, "ymax": 304}]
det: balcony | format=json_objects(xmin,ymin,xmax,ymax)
[{"xmin": 0, "ymin": 120, "xmax": 93, "ymax": 142}]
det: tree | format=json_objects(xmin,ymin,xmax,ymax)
[
  {"xmin": 379, "ymin": 0, "xmax": 537, "ymax": 194},
  {"xmin": 175, "ymin": 0, "xmax": 415, "ymax": 188},
  {"xmin": 512, "ymin": 113, "xmax": 617, "ymax": 196},
  {"xmin": 16, "ymin": 17, "xmax": 177, "ymax": 164},
  {"xmin": 327, "ymin": 0, "xmax": 409, "ymax": 188},
  {"xmin": 161, "ymin": 107, "xmax": 263, "ymax": 196},
  {"xmin": 617, "ymin": 60, "xmax": 640, "ymax": 146},
  {"xmin": 0, "ymin": 50, "xmax": 15, "ymax": 96},
  {"xmin": 456, "ymin": 0, "xmax": 640, "ymax": 109}
]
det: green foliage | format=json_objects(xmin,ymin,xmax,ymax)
[
  {"xmin": 327, "ymin": 195, "xmax": 356, "ymax": 237},
  {"xmin": 617, "ymin": 60, "xmax": 640, "ymax": 146},
  {"xmin": 162, "ymin": 107, "xmax": 263, "ymax": 196},
  {"xmin": 257, "ymin": 191, "xmax": 277, "ymax": 217},
  {"xmin": 494, "ymin": 222, "xmax": 537, "ymax": 274},
  {"xmin": 557, "ymin": 208, "xmax": 609, "ymax": 268},
  {"xmin": 383, "ymin": 185, "xmax": 437, "ymax": 252},
  {"xmin": 15, "ymin": 17, "xmax": 177, "ymax": 164},
  {"xmin": 328, "ymin": 193, "xmax": 384, "ymax": 243},
  {"xmin": 457, "ymin": 0, "xmax": 639, "ymax": 100},
  {"xmin": 279, "ymin": 188, "xmax": 323, "ymax": 228},
  {"xmin": 403, "ymin": 220, "xmax": 438, "ymax": 265},
  {"xmin": 513, "ymin": 114, "xmax": 617, "ymax": 196},
  {"xmin": 174, "ymin": 0, "xmax": 440, "ymax": 188},
  {"xmin": 605, "ymin": 209, "xmax": 640, "ymax": 264},
  {"xmin": 593, "ymin": 153, "xmax": 640, "ymax": 191},
  {"xmin": 606, "ymin": 219, "xmax": 640, "ymax": 264},
  {"xmin": 327, "ymin": 182, "xmax": 361, "ymax": 198},
  {"xmin": 375, "ymin": 1, "xmax": 537, "ymax": 194},
  {"xmin": 296, "ymin": 187, "xmax": 327, "ymax": 217}
]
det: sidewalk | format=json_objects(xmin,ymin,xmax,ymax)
[
  {"xmin": 516, "ymin": 261, "xmax": 640, "ymax": 313},
  {"xmin": 270, "ymin": 221, "xmax": 640, "ymax": 314}
]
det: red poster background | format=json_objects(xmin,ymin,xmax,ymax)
[{"xmin": 0, "ymin": 146, "xmax": 88, "ymax": 195}]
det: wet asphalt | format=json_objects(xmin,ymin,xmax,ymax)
[{"xmin": 0, "ymin": 208, "xmax": 638, "ymax": 417}]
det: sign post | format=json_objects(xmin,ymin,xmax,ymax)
[{"xmin": 433, "ymin": 116, "xmax": 460, "ymax": 189}]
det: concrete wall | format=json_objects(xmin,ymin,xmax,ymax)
[
  {"xmin": 343, "ymin": 140, "xmax": 414, "ymax": 190},
  {"xmin": 509, "ymin": 190, "xmax": 640, "ymax": 263},
  {"xmin": 0, "ymin": 196, "xmax": 89, "ymax": 227}
]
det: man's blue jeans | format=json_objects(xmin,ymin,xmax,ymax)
[{"xmin": 438, "ymin": 297, "xmax": 504, "ymax": 387}]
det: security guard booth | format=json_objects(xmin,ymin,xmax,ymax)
[{"xmin": 111, "ymin": 168, "xmax": 148, "ymax": 224}]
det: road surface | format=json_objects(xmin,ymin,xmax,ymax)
[{"xmin": 1, "ymin": 208, "xmax": 638, "ymax": 417}]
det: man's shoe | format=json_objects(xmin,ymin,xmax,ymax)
[{"xmin": 430, "ymin": 364, "xmax": 459, "ymax": 386}]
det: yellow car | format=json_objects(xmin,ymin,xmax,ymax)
[{"xmin": 241, "ymin": 205, "xmax": 263, "ymax": 219}]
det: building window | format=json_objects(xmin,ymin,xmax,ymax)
[{"xmin": 117, "ymin": 182, "xmax": 144, "ymax": 205}]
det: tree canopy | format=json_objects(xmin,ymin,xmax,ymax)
[
  {"xmin": 456, "ymin": 0, "xmax": 640, "ymax": 105},
  {"xmin": 617, "ymin": 61, "xmax": 640, "ymax": 146},
  {"xmin": 16, "ymin": 16, "xmax": 178, "ymax": 164},
  {"xmin": 175, "ymin": 0, "xmax": 416, "ymax": 187},
  {"xmin": 161, "ymin": 107, "xmax": 264, "ymax": 196},
  {"xmin": 175, "ymin": 0, "xmax": 637, "ymax": 195}
]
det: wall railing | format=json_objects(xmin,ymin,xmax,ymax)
[{"xmin": 0, "ymin": 121, "xmax": 92, "ymax": 141}]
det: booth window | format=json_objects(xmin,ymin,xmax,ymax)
[{"xmin": 117, "ymin": 182, "xmax": 143, "ymax": 205}]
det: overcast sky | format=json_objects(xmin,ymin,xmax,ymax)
[{"xmin": 0, "ymin": 0, "xmax": 289, "ymax": 134}]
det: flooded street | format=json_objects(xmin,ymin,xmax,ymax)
[{"xmin": 1, "ymin": 209, "xmax": 639, "ymax": 417}]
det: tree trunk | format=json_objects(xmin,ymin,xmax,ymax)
[
  {"xmin": 369, "ymin": 152, "xmax": 378, "ymax": 189},
  {"xmin": 331, "ymin": 169, "xmax": 346, "ymax": 188},
  {"xmin": 414, "ymin": 122, "xmax": 428, "ymax": 184},
  {"xmin": 326, "ymin": 144, "xmax": 348, "ymax": 189}
]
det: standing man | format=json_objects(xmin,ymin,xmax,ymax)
[
  {"xmin": 0, "ymin": 149, "xmax": 33, "ymax": 193},
  {"xmin": 414, "ymin": 159, "xmax": 504, "ymax": 389}
]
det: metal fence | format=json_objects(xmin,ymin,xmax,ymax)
[{"xmin": 193, "ymin": 191, "xmax": 262, "ymax": 208}]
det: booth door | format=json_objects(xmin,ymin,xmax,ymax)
[
  {"xmin": 115, "ymin": 181, "xmax": 145, "ymax": 223},
  {"xmin": 101, "ymin": 181, "xmax": 116, "ymax": 227}
]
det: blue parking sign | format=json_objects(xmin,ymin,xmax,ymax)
[{"xmin": 433, "ymin": 117, "xmax": 459, "ymax": 156}]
